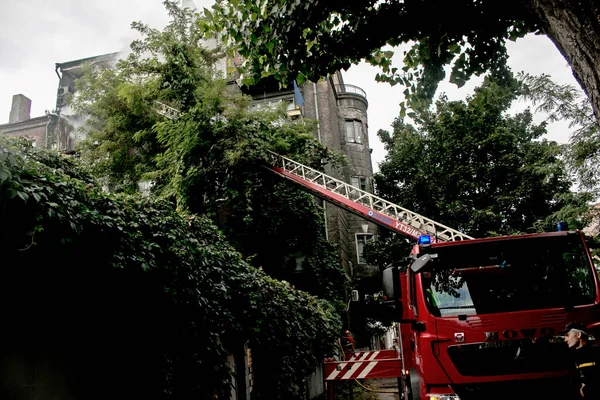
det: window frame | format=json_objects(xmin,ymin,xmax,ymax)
[
  {"xmin": 345, "ymin": 119, "xmax": 363, "ymax": 144},
  {"xmin": 350, "ymin": 176, "xmax": 368, "ymax": 192},
  {"xmin": 355, "ymin": 233, "xmax": 375, "ymax": 264}
]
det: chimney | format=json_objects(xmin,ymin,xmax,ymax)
[{"xmin": 9, "ymin": 94, "xmax": 32, "ymax": 123}]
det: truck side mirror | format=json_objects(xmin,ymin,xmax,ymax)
[
  {"xmin": 410, "ymin": 253, "xmax": 436, "ymax": 273},
  {"xmin": 382, "ymin": 265, "xmax": 403, "ymax": 321}
]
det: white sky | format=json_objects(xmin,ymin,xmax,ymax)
[{"xmin": 0, "ymin": 0, "xmax": 585, "ymax": 172}]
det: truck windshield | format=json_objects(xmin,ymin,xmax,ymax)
[{"xmin": 421, "ymin": 234, "xmax": 597, "ymax": 317}]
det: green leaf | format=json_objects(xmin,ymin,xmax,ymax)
[
  {"xmin": 16, "ymin": 191, "xmax": 29, "ymax": 202},
  {"xmin": 0, "ymin": 168, "xmax": 9, "ymax": 183}
]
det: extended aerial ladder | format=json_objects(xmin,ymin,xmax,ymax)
[{"xmin": 264, "ymin": 151, "xmax": 472, "ymax": 242}]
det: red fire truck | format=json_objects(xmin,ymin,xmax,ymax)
[
  {"xmin": 383, "ymin": 229, "xmax": 600, "ymax": 399},
  {"xmin": 262, "ymin": 151, "xmax": 600, "ymax": 399},
  {"xmin": 154, "ymin": 97, "xmax": 600, "ymax": 397}
]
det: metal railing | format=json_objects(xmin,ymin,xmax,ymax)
[
  {"xmin": 155, "ymin": 101, "xmax": 181, "ymax": 120},
  {"xmin": 335, "ymin": 84, "xmax": 367, "ymax": 99}
]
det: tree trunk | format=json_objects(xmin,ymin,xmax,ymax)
[{"xmin": 528, "ymin": 0, "xmax": 600, "ymax": 126}]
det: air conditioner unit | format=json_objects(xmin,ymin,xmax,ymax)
[
  {"xmin": 56, "ymin": 86, "xmax": 71, "ymax": 108},
  {"xmin": 57, "ymin": 86, "xmax": 71, "ymax": 96},
  {"xmin": 56, "ymin": 97, "xmax": 68, "ymax": 107}
]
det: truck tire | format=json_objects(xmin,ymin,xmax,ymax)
[{"xmin": 404, "ymin": 369, "xmax": 420, "ymax": 400}]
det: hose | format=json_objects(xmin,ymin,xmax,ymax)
[
  {"xmin": 337, "ymin": 339, "xmax": 346, "ymax": 359},
  {"xmin": 354, "ymin": 378, "xmax": 400, "ymax": 394}
]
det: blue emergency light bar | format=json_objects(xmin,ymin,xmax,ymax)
[
  {"xmin": 556, "ymin": 221, "xmax": 569, "ymax": 231},
  {"xmin": 418, "ymin": 235, "xmax": 431, "ymax": 245}
]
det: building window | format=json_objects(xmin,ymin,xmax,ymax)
[
  {"xmin": 345, "ymin": 120, "xmax": 363, "ymax": 143},
  {"xmin": 356, "ymin": 233, "xmax": 374, "ymax": 264},
  {"xmin": 351, "ymin": 176, "xmax": 368, "ymax": 192}
]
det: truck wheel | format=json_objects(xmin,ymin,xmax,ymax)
[{"xmin": 405, "ymin": 369, "xmax": 420, "ymax": 400}]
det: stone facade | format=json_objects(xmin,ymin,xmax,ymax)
[
  {"xmin": 304, "ymin": 73, "xmax": 378, "ymax": 283},
  {"xmin": 55, "ymin": 52, "xmax": 119, "ymax": 115},
  {"xmin": 3, "ymin": 51, "xmax": 379, "ymax": 284},
  {"xmin": 245, "ymin": 72, "xmax": 379, "ymax": 301}
]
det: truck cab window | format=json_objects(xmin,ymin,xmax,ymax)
[{"xmin": 420, "ymin": 235, "xmax": 595, "ymax": 317}]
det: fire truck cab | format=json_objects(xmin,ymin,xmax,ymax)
[{"xmin": 383, "ymin": 229, "xmax": 600, "ymax": 400}]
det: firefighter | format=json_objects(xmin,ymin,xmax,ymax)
[
  {"xmin": 340, "ymin": 330, "xmax": 355, "ymax": 358},
  {"xmin": 563, "ymin": 322, "xmax": 600, "ymax": 398}
]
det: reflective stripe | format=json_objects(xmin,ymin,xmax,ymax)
[
  {"xmin": 326, "ymin": 363, "xmax": 347, "ymax": 380},
  {"xmin": 357, "ymin": 362, "xmax": 378, "ymax": 379},
  {"xmin": 577, "ymin": 362, "xmax": 596, "ymax": 369},
  {"xmin": 342, "ymin": 363, "xmax": 360, "ymax": 379}
]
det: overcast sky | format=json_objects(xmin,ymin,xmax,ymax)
[{"xmin": 0, "ymin": 0, "xmax": 585, "ymax": 171}]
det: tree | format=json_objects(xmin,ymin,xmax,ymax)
[
  {"xmin": 0, "ymin": 136, "xmax": 340, "ymax": 400},
  {"xmin": 519, "ymin": 73, "xmax": 600, "ymax": 193},
  {"xmin": 373, "ymin": 76, "xmax": 593, "ymax": 239},
  {"xmin": 207, "ymin": 0, "xmax": 600, "ymax": 126},
  {"xmin": 73, "ymin": 1, "xmax": 346, "ymax": 302}
]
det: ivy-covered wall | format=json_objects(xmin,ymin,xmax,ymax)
[{"xmin": 0, "ymin": 137, "xmax": 340, "ymax": 400}]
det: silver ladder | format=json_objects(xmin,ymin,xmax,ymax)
[{"xmin": 266, "ymin": 151, "xmax": 472, "ymax": 242}]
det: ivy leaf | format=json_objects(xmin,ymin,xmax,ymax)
[
  {"xmin": 16, "ymin": 191, "xmax": 29, "ymax": 202},
  {"xmin": 0, "ymin": 168, "xmax": 9, "ymax": 183}
]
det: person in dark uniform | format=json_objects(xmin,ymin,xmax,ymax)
[{"xmin": 563, "ymin": 322, "xmax": 600, "ymax": 398}]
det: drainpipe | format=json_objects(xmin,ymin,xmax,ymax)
[
  {"xmin": 313, "ymin": 82, "xmax": 329, "ymax": 240},
  {"xmin": 45, "ymin": 113, "xmax": 55, "ymax": 149},
  {"xmin": 313, "ymin": 82, "xmax": 321, "ymax": 142}
]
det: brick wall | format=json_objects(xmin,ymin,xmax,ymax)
[{"xmin": 0, "ymin": 115, "xmax": 50, "ymax": 148}]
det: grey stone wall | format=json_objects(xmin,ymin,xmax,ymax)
[
  {"xmin": 337, "ymin": 88, "xmax": 379, "ymax": 279},
  {"xmin": 307, "ymin": 364, "xmax": 324, "ymax": 399},
  {"xmin": 301, "ymin": 75, "xmax": 380, "ymax": 284}
]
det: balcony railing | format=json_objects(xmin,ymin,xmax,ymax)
[{"xmin": 335, "ymin": 84, "xmax": 367, "ymax": 99}]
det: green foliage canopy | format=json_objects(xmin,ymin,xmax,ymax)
[
  {"xmin": 207, "ymin": 0, "xmax": 600, "ymax": 123},
  {"xmin": 0, "ymin": 136, "xmax": 341, "ymax": 399},
  {"xmin": 373, "ymin": 77, "xmax": 593, "ymax": 239},
  {"xmin": 3, "ymin": 2, "xmax": 348, "ymax": 398},
  {"xmin": 72, "ymin": 1, "xmax": 346, "ymax": 302},
  {"xmin": 519, "ymin": 73, "xmax": 600, "ymax": 193}
]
